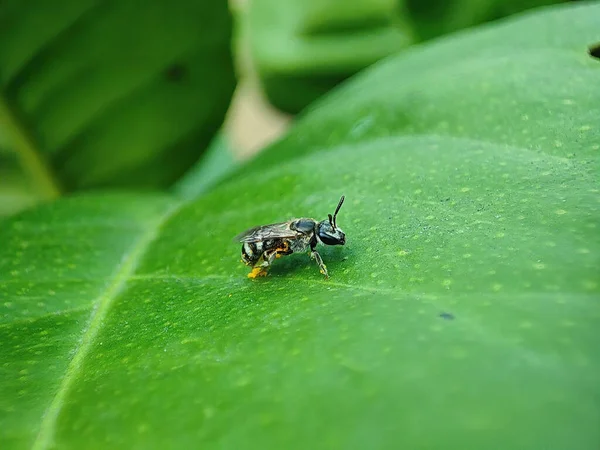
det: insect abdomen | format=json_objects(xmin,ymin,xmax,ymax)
[
  {"xmin": 241, "ymin": 242, "xmax": 262, "ymax": 265},
  {"xmin": 241, "ymin": 239, "xmax": 289, "ymax": 266}
]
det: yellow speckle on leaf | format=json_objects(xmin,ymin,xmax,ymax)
[
  {"xmin": 533, "ymin": 263, "xmax": 546, "ymax": 270},
  {"xmin": 460, "ymin": 187, "xmax": 471, "ymax": 192},
  {"xmin": 236, "ymin": 377, "xmax": 250, "ymax": 387},
  {"xmin": 451, "ymin": 347, "xmax": 468, "ymax": 360},
  {"xmin": 492, "ymin": 283, "xmax": 502, "ymax": 292},
  {"xmin": 555, "ymin": 209, "xmax": 567, "ymax": 215}
]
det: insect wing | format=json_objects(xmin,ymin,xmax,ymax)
[{"xmin": 235, "ymin": 221, "xmax": 300, "ymax": 243}]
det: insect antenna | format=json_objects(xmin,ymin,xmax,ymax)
[{"xmin": 333, "ymin": 195, "xmax": 345, "ymax": 228}]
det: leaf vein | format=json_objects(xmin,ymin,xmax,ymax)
[{"xmin": 30, "ymin": 200, "xmax": 183, "ymax": 450}]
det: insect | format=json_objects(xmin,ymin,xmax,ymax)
[{"xmin": 235, "ymin": 196, "xmax": 347, "ymax": 279}]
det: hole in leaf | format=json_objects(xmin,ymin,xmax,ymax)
[
  {"xmin": 589, "ymin": 43, "xmax": 600, "ymax": 59},
  {"xmin": 164, "ymin": 63, "xmax": 188, "ymax": 82}
]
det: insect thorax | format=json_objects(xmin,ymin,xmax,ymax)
[
  {"xmin": 291, "ymin": 218, "xmax": 317, "ymax": 234},
  {"xmin": 289, "ymin": 235, "xmax": 311, "ymax": 253}
]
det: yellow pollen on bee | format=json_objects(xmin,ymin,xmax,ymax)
[
  {"xmin": 274, "ymin": 242, "xmax": 290, "ymax": 258},
  {"xmin": 248, "ymin": 267, "xmax": 268, "ymax": 279}
]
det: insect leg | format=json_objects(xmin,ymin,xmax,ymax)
[
  {"xmin": 275, "ymin": 241, "xmax": 293, "ymax": 259},
  {"xmin": 248, "ymin": 247, "xmax": 284, "ymax": 278},
  {"xmin": 310, "ymin": 250, "xmax": 329, "ymax": 279}
]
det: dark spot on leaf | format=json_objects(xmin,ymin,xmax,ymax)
[
  {"xmin": 589, "ymin": 43, "xmax": 600, "ymax": 59},
  {"xmin": 439, "ymin": 312, "xmax": 455, "ymax": 320},
  {"xmin": 164, "ymin": 63, "xmax": 188, "ymax": 83},
  {"xmin": 441, "ymin": 198, "xmax": 450, "ymax": 202}
]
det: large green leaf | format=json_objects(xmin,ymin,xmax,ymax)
[
  {"xmin": 1, "ymin": 2, "xmax": 599, "ymax": 449},
  {"xmin": 0, "ymin": 0, "xmax": 235, "ymax": 208},
  {"xmin": 246, "ymin": 0, "xmax": 564, "ymax": 113},
  {"xmin": 246, "ymin": 0, "xmax": 414, "ymax": 113}
]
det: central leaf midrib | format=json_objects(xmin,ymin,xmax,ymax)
[{"xmin": 30, "ymin": 200, "xmax": 184, "ymax": 450}]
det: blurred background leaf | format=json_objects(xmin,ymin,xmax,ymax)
[
  {"xmin": 245, "ymin": 0, "xmax": 414, "ymax": 113},
  {"xmin": 0, "ymin": 0, "xmax": 236, "ymax": 217},
  {"xmin": 405, "ymin": 0, "xmax": 569, "ymax": 41},
  {"xmin": 1, "ymin": 3, "xmax": 598, "ymax": 448},
  {"xmin": 0, "ymin": 147, "xmax": 37, "ymax": 218},
  {"xmin": 173, "ymin": 131, "xmax": 240, "ymax": 199},
  {"xmin": 245, "ymin": 0, "xmax": 568, "ymax": 114}
]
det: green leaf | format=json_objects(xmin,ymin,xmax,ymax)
[
  {"xmin": 172, "ymin": 132, "xmax": 241, "ymax": 199},
  {"xmin": 0, "ymin": 1, "xmax": 236, "ymax": 203},
  {"xmin": 246, "ymin": 0, "xmax": 414, "ymax": 113},
  {"xmin": 0, "ymin": 162, "xmax": 37, "ymax": 218},
  {"xmin": 0, "ymin": 140, "xmax": 37, "ymax": 218},
  {"xmin": 405, "ymin": 0, "xmax": 567, "ymax": 41},
  {"xmin": 1, "ymin": 3, "xmax": 599, "ymax": 449},
  {"xmin": 246, "ymin": 0, "xmax": 565, "ymax": 113}
]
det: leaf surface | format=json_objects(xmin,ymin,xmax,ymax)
[
  {"xmin": 0, "ymin": 1, "xmax": 235, "ymax": 201},
  {"xmin": 1, "ymin": 3, "xmax": 599, "ymax": 449}
]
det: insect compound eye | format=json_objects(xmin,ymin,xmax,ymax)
[
  {"xmin": 319, "ymin": 233, "xmax": 341, "ymax": 245},
  {"xmin": 318, "ymin": 228, "xmax": 345, "ymax": 245}
]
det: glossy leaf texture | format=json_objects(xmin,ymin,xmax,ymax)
[
  {"xmin": 1, "ymin": 2, "xmax": 599, "ymax": 449},
  {"xmin": 246, "ymin": 0, "xmax": 564, "ymax": 113},
  {"xmin": 0, "ymin": 0, "xmax": 235, "ymax": 199}
]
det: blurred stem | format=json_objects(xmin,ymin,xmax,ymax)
[{"xmin": 0, "ymin": 97, "xmax": 61, "ymax": 200}]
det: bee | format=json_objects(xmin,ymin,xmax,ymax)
[{"xmin": 235, "ymin": 196, "xmax": 346, "ymax": 279}]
